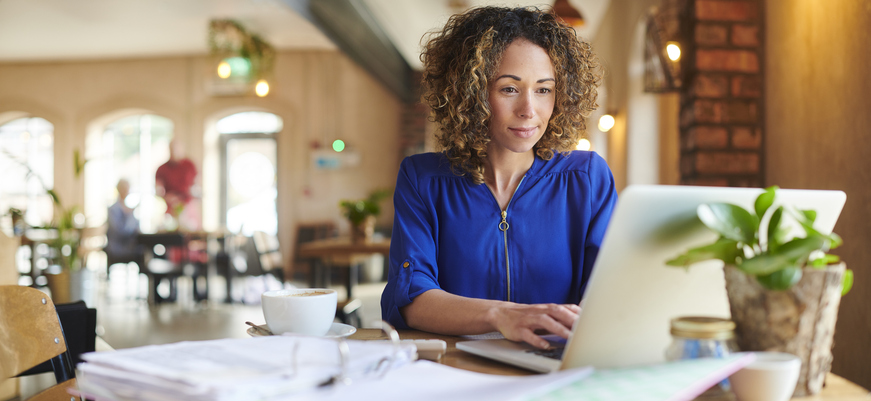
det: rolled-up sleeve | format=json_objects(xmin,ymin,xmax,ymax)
[{"xmin": 381, "ymin": 157, "xmax": 441, "ymax": 329}]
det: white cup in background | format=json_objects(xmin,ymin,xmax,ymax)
[
  {"xmin": 261, "ymin": 289, "xmax": 337, "ymax": 336},
  {"xmin": 729, "ymin": 352, "xmax": 801, "ymax": 401}
]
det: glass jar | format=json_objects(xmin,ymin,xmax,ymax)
[{"xmin": 666, "ymin": 316, "xmax": 738, "ymax": 397}]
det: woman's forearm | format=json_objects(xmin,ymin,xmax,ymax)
[{"xmin": 401, "ymin": 289, "xmax": 503, "ymax": 335}]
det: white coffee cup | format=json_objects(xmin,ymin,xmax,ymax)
[
  {"xmin": 729, "ymin": 352, "xmax": 801, "ymax": 401},
  {"xmin": 261, "ymin": 289, "xmax": 337, "ymax": 336}
]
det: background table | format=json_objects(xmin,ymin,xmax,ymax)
[
  {"xmin": 297, "ymin": 237, "xmax": 389, "ymax": 299},
  {"xmin": 137, "ymin": 231, "xmax": 211, "ymax": 303},
  {"xmin": 348, "ymin": 329, "xmax": 871, "ymax": 400}
]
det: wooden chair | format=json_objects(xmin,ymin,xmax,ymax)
[
  {"xmin": 251, "ymin": 230, "xmax": 286, "ymax": 283},
  {"xmin": 0, "ymin": 285, "xmax": 79, "ymax": 400}
]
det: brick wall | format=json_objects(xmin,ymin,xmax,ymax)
[
  {"xmin": 399, "ymin": 71, "xmax": 429, "ymax": 158},
  {"xmin": 399, "ymin": 100, "xmax": 429, "ymax": 157},
  {"xmin": 679, "ymin": 0, "xmax": 763, "ymax": 186}
]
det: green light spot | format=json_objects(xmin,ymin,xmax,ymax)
[
  {"xmin": 332, "ymin": 139, "xmax": 345, "ymax": 152},
  {"xmin": 225, "ymin": 57, "xmax": 251, "ymax": 77}
]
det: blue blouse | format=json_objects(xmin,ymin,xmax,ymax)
[{"xmin": 381, "ymin": 151, "xmax": 617, "ymax": 329}]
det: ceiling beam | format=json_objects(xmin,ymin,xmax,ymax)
[{"xmin": 281, "ymin": 0, "xmax": 416, "ymax": 102}]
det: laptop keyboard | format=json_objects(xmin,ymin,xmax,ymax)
[{"xmin": 525, "ymin": 342, "xmax": 566, "ymax": 360}]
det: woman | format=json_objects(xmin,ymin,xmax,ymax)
[{"xmin": 381, "ymin": 6, "xmax": 617, "ymax": 349}]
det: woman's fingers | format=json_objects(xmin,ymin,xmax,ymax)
[
  {"xmin": 545, "ymin": 304, "xmax": 579, "ymax": 329},
  {"xmin": 562, "ymin": 304, "xmax": 582, "ymax": 314},
  {"xmin": 493, "ymin": 303, "xmax": 581, "ymax": 348}
]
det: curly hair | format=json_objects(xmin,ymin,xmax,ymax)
[{"xmin": 421, "ymin": 6, "xmax": 601, "ymax": 184}]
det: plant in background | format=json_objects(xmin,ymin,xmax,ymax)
[
  {"xmin": 666, "ymin": 186, "xmax": 852, "ymax": 293},
  {"xmin": 208, "ymin": 19, "xmax": 275, "ymax": 83},
  {"xmin": 339, "ymin": 189, "xmax": 391, "ymax": 226},
  {"xmin": 3, "ymin": 148, "xmax": 88, "ymax": 271}
]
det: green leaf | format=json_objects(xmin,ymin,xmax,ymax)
[
  {"xmin": 754, "ymin": 186, "xmax": 777, "ymax": 219},
  {"xmin": 738, "ymin": 253, "xmax": 794, "ymax": 275},
  {"xmin": 778, "ymin": 236, "xmax": 826, "ymax": 263},
  {"xmin": 756, "ymin": 266, "xmax": 803, "ymax": 290},
  {"xmin": 738, "ymin": 237, "xmax": 824, "ymax": 275},
  {"xmin": 828, "ymin": 232, "xmax": 843, "ymax": 249},
  {"xmin": 810, "ymin": 253, "xmax": 840, "ymax": 268},
  {"xmin": 842, "ymin": 269, "xmax": 853, "ymax": 296},
  {"xmin": 46, "ymin": 189, "xmax": 61, "ymax": 206},
  {"xmin": 766, "ymin": 206, "xmax": 785, "ymax": 253},
  {"xmin": 666, "ymin": 238, "xmax": 742, "ymax": 267},
  {"xmin": 800, "ymin": 209, "xmax": 817, "ymax": 224},
  {"xmin": 697, "ymin": 203, "xmax": 759, "ymax": 244}
]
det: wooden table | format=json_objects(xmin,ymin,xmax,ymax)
[
  {"xmin": 137, "ymin": 231, "xmax": 213, "ymax": 304},
  {"xmin": 296, "ymin": 237, "xmax": 390, "ymax": 299},
  {"xmin": 348, "ymin": 329, "xmax": 871, "ymax": 400}
]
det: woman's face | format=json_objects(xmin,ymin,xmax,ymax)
[{"xmin": 486, "ymin": 38, "xmax": 556, "ymax": 157}]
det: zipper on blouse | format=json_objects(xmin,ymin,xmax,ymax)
[{"xmin": 497, "ymin": 176, "xmax": 525, "ymax": 302}]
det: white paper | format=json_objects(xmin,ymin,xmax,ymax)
[
  {"xmin": 76, "ymin": 336, "xmax": 416, "ymax": 401},
  {"xmin": 282, "ymin": 361, "xmax": 593, "ymax": 401}
]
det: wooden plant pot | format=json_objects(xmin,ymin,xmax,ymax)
[
  {"xmin": 45, "ymin": 269, "xmax": 71, "ymax": 304},
  {"xmin": 724, "ymin": 263, "xmax": 846, "ymax": 396},
  {"xmin": 350, "ymin": 215, "xmax": 376, "ymax": 244}
]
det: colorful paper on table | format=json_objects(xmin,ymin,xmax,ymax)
[{"xmin": 519, "ymin": 354, "xmax": 755, "ymax": 401}]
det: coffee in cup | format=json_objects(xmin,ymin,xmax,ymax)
[{"xmin": 261, "ymin": 288, "xmax": 337, "ymax": 336}]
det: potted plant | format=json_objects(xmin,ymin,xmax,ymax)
[
  {"xmin": 666, "ymin": 186, "xmax": 852, "ymax": 396},
  {"xmin": 5, "ymin": 148, "xmax": 89, "ymax": 303},
  {"xmin": 6, "ymin": 207, "xmax": 25, "ymax": 236},
  {"xmin": 339, "ymin": 189, "xmax": 390, "ymax": 244}
]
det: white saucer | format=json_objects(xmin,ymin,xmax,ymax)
[{"xmin": 247, "ymin": 322, "xmax": 357, "ymax": 338}]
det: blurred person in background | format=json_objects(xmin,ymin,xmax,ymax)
[
  {"xmin": 106, "ymin": 178, "xmax": 141, "ymax": 266},
  {"xmin": 155, "ymin": 139, "xmax": 197, "ymax": 218}
]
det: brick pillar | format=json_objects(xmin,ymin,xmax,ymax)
[
  {"xmin": 680, "ymin": 0, "xmax": 763, "ymax": 187},
  {"xmin": 399, "ymin": 101, "xmax": 428, "ymax": 157},
  {"xmin": 399, "ymin": 71, "xmax": 429, "ymax": 158}
]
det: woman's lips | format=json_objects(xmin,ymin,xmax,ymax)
[{"xmin": 509, "ymin": 127, "xmax": 537, "ymax": 138}]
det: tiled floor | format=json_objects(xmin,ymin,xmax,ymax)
[{"xmin": 92, "ymin": 264, "xmax": 387, "ymax": 350}]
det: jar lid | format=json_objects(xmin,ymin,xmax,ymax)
[{"xmin": 670, "ymin": 316, "xmax": 735, "ymax": 340}]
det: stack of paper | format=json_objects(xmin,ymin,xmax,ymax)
[{"xmin": 76, "ymin": 336, "xmax": 416, "ymax": 401}]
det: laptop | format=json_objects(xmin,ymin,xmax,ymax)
[{"xmin": 456, "ymin": 185, "xmax": 846, "ymax": 372}]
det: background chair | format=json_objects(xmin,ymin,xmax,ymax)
[
  {"xmin": 251, "ymin": 230, "xmax": 286, "ymax": 284},
  {"xmin": 137, "ymin": 233, "xmax": 186, "ymax": 304},
  {"xmin": 214, "ymin": 233, "xmax": 282, "ymax": 304},
  {"xmin": 292, "ymin": 222, "xmax": 337, "ymax": 283},
  {"xmin": 292, "ymin": 222, "xmax": 362, "ymax": 327},
  {"xmin": 0, "ymin": 285, "xmax": 79, "ymax": 400}
]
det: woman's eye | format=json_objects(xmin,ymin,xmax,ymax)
[
  {"xmin": 537, "ymin": 87, "xmax": 553, "ymax": 94},
  {"xmin": 501, "ymin": 87, "xmax": 518, "ymax": 93}
]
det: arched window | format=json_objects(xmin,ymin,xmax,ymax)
[
  {"xmin": 86, "ymin": 114, "xmax": 174, "ymax": 233},
  {"xmin": 217, "ymin": 111, "xmax": 281, "ymax": 236},
  {"xmin": 0, "ymin": 116, "xmax": 54, "ymax": 229}
]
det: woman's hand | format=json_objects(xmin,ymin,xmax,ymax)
[
  {"xmin": 401, "ymin": 290, "xmax": 580, "ymax": 349},
  {"xmin": 487, "ymin": 303, "xmax": 581, "ymax": 349}
]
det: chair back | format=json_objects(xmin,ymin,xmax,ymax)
[
  {"xmin": 292, "ymin": 222, "xmax": 337, "ymax": 279},
  {"xmin": 252, "ymin": 231, "xmax": 282, "ymax": 272},
  {"xmin": 0, "ymin": 285, "xmax": 78, "ymax": 399}
]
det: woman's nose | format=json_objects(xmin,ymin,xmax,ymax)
[{"xmin": 516, "ymin": 92, "xmax": 536, "ymax": 119}]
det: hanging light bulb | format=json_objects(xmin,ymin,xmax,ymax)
[
  {"xmin": 666, "ymin": 41, "xmax": 681, "ymax": 61},
  {"xmin": 576, "ymin": 138, "xmax": 592, "ymax": 151},
  {"xmin": 255, "ymin": 79, "xmax": 270, "ymax": 97},
  {"xmin": 217, "ymin": 60, "xmax": 232, "ymax": 79},
  {"xmin": 598, "ymin": 114, "xmax": 615, "ymax": 132}
]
